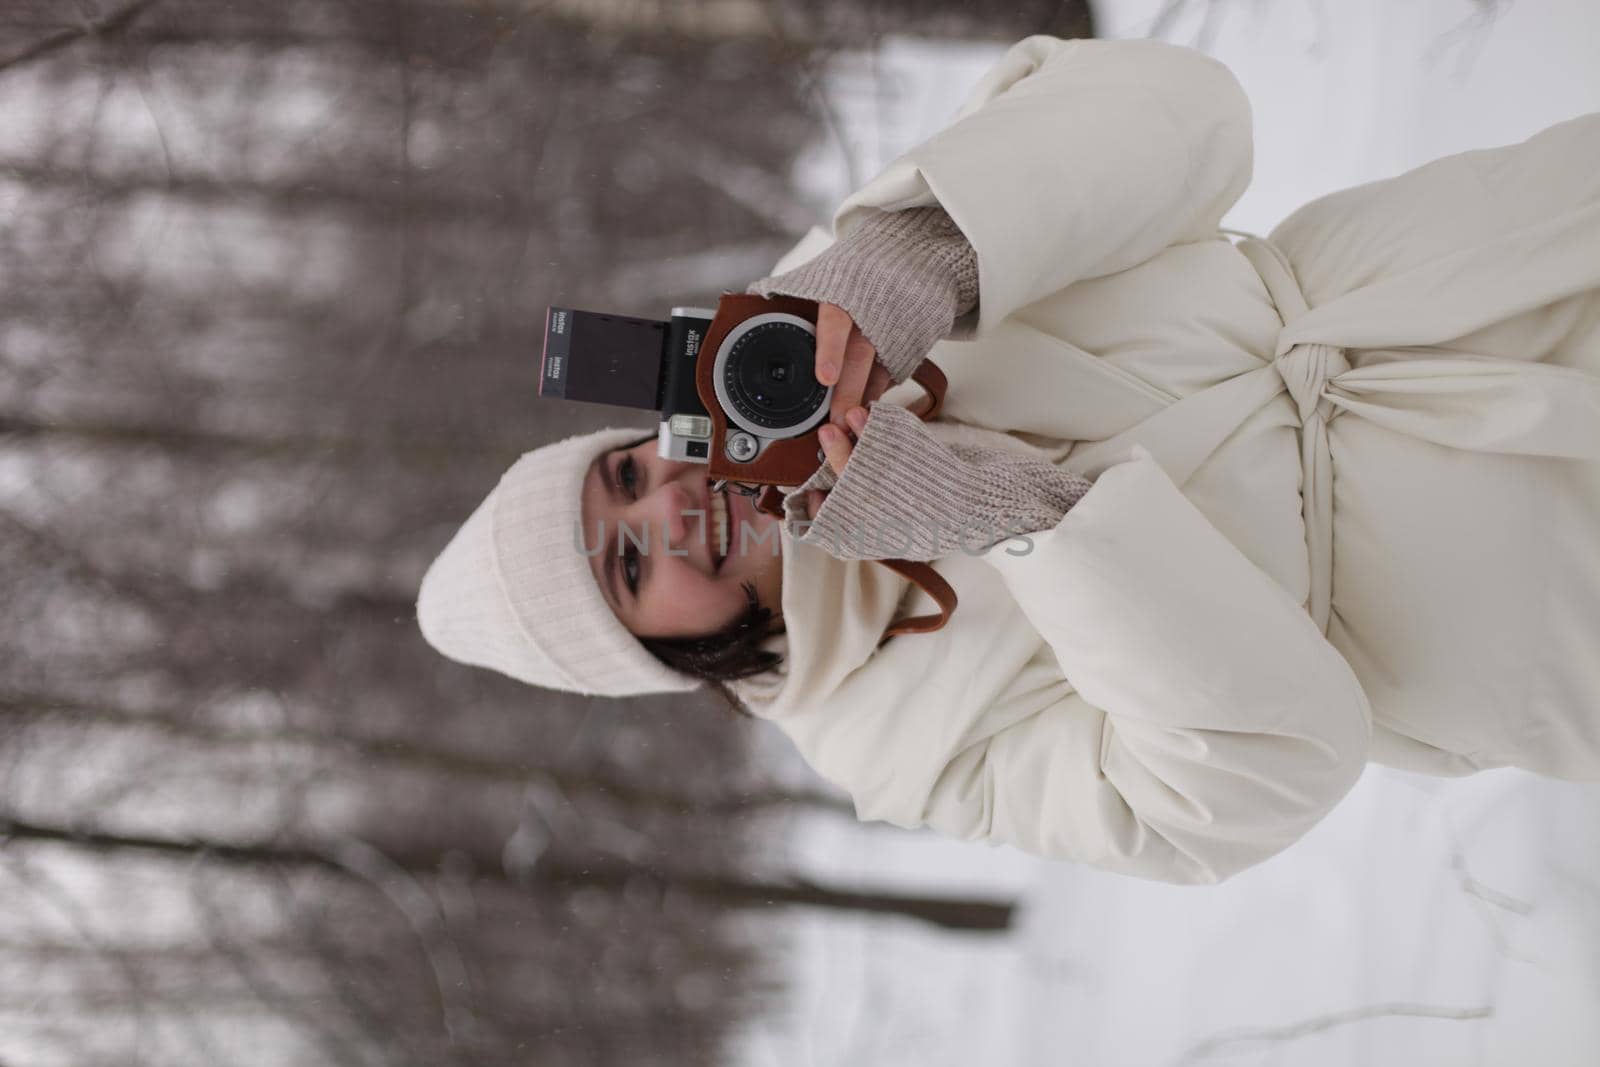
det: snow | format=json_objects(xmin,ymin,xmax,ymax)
[{"xmin": 726, "ymin": 3, "xmax": 1600, "ymax": 1064}]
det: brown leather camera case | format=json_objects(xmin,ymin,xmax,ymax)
[{"xmin": 698, "ymin": 291, "xmax": 958, "ymax": 639}]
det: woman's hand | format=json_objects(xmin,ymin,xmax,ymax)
[
  {"xmin": 815, "ymin": 303, "xmax": 893, "ymax": 431},
  {"xmin": 804, "ymin": 406, "xmax": 868, "ymax": 516}
]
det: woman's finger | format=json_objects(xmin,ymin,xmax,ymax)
[
  {"xmin": 863, "ymin": 362, "xmax": 892, "ymax": 405},
  {"xmin": 817, "ymin": 422, "xmax": 854, "ymax": 478},
  {"xmin": 814, "ymin": 303, "xmax": 852, "ymax": 387},
  {"xmin": 830, "ymin": 323, "xmax": 877, "ymax": 428}
]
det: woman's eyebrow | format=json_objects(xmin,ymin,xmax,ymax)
[
  {"xmin": 604, "ymin": 450, "xmax": 650, "ymax": 604},
  {"xmin": 590, "ymin": 454, "xmax": 626, "ymax": 610}
]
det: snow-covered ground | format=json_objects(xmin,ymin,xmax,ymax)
[{"xmin": 727, "ymin": 2, "xmax": 1600, "ymax": 1064}]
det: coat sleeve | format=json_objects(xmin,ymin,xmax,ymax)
[
  {"xmin": 830, "ymin": 35, "xmax": 1254, "ymax": 340},
  {"xmin": 904, "ymin": 449, "xmax": 1372, "ymax": 884}
]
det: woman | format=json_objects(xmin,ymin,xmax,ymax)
[{"xmin": 417, "ymin": 35, "xmax": 1600, "ymax": 884}]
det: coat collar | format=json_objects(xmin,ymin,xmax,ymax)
[
  {"xmin": 725, "ymin": 416, "xmax": 1065, "ymax": 717},
  {"xmin": 727, "ymin": 523, "xmax": 910, "ymax": 719}
]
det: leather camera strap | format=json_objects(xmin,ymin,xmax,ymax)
[{"xmin": 751, "ymin": 358, "xmax": 959, "ymax": 639}]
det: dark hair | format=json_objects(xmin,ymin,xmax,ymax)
[
  {"xmin": 607, "ymin": 433, "xmax": 785, "ymax": 719},
  {"xmin": 639, "ymin": 579, "xmax": 784, "ymax": 719}
]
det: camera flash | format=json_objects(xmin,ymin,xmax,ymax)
[{"xmin": 669, "ymin": 413, "xmax": 712, "ymax": 440}]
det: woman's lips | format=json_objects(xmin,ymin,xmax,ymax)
[
  {"xmin": 710, "ymin": 485, "xmax": 767, "ymax": 573},
  {"xmin": 726, "ymin": 487, "xmax": 746, "ymax": 566},
  {"xmin": 720, "ymin": 487, "xmax": 749, "ymax": 571},
  {"xmin": 716, "ymin": 486, "xmax": 729, "ymax": 572},
  {"xmin": 717, "ymin": 485, "xmax": 737, "ymax": 572}
]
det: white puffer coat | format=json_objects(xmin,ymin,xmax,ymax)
[{"xmin": 729, "ymin": 35, "xmax": 1600, "ymax": 884}]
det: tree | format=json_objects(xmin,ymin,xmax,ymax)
[{"xmin": 1, "ymin": 2, "xmax": 1085, "ymax": 1061}]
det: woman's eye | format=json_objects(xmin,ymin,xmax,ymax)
[
  {"xmin": 620, "ymin": 455, "xmax": 640, "ymax": 499},
  {"xmin": 623, "ymin": 544, "xmax": 640, "ymax": 594}
]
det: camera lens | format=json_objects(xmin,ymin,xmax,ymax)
[{"xmin": 720, "ymin": 319, "xmax": 828, "ymax": 433}]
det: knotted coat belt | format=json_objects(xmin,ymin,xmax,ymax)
[{"xmin": 1060, "ymin": 223, "xmax": 1600, "ymax": 635}]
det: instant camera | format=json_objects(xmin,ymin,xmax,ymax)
[{"xmin": 538, "ymin": 293, "xmax": 945, "ymax": 500}]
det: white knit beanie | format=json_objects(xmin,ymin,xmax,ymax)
[{"xmin": 415, "ymin": 426, "xmax": 703, "ymax": 697}]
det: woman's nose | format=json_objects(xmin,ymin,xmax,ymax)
[{"xmin": 641, "ymin": 478, "xmax": 697, "ymax": 546}]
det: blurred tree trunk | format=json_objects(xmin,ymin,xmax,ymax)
[
  {"xmin": 0, "ymin": 1, "xmax": 1078, "ymax": 1062},
  {"xmin": 4, "ymin": 818, "xmax": 1015, "ymax": 931}
]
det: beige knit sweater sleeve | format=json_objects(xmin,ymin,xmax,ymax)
[
  {"xmin": 745, "ymin": 206, "xmax": 980, "ymax": 384},
  {"xmin": 781, "ymin": 402, "xmax": 1097, "ymax": 561},
  {"xmin": 745, "ymin": 205, "xmax": 1094, "ymax": 561}
]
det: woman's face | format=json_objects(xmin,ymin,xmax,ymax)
[{"xmin": 580, "ymin": 436, "xmax": 784, "ymax": 639}]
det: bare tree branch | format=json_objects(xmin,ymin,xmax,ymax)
[
  {"xmin": 1175, "ymin": 1001, "xmax": 1494, "ymax": 1064},
  {"xmin": 0, "ymin": 0, "xmax": 161, "ymax": 77}
]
